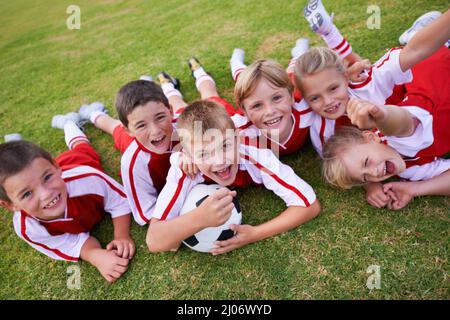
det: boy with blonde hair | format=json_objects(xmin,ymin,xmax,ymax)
[{"xmin": 146, "ymin": 100, "xmax": 320, "ymax": 254}]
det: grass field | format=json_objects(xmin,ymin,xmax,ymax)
[{"xmin": 0, "ymin": 0, "xmax": 449, "ymax": 299}]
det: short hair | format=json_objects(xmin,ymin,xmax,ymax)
[
  {"xmin": 322, "ymin": 126, "xmax": 366, "ymax": 189},
  {"xmin": 294, "ymin": 47, "xmax": 346, "ymax": 91},
  {"xmin": 0, "ymin": 140, "xmax": 55, "ymax": 202},
  {"xmin": 177, "ymin": 100, "xmax": 235, "ymax": 147},
  {"xmin": 115, "ymin": 80, "xmax": 170, "ymax": 127},
  {"xmin": 234, "ymin": 59, "xmax": 293, "ymax": 110}
]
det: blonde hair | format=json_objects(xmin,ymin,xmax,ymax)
[
  {"xmin": 322, "ymin": 126, "xmax": 366, "ymax": 189},
  {"xmin": 177, "ymin": 100, "xmax": 236, "ymax": 146},
  {"xmin": 234, "ymin": 59, "xmax": 293, "ymax": 110},
  {"xmin": 294, "ymin": 47, "xmax": 346, "ymax": 91}
]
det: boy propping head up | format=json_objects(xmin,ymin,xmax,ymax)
[
  {"xmin": 0, "ymin": 140, "xmax": 134, "ymax": 283},
  {"xmin": 146, "ymin": 100, "xmax": 320, "ymax": 255}
]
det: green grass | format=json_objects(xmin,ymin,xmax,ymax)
[{"xmin": 0, "ymin": 0, "xmax": 449, "ymax": 299}]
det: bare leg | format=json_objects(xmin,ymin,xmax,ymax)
[{"xmin": 93, "ymin": 114, "xmax": 122, "ymax": 136}]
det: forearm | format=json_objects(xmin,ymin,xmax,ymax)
[
  {"xmin": 251, "ymin": 200, "xmax": 321, "ymax": 243},
  {"xmin": 411, "ymin": 169, "xmax": 450, "ymax": 196},
  {"xmin": 376, "ymin": 105, "xmax": 415, "ymax": 137},
  {"xmin": 80, "ymin": 236, "xmax": 102, "ymax": 265},
  {"xmin": 400, "ymin": 9, "xmax": 450, "ymax": 71},
  {"xmin": 146, "ymin": 209, "xmax": 205, "ymax": 252},
  {"xmin": 112, "ymin": 214, "xmax": 132, "ymax": 239}
]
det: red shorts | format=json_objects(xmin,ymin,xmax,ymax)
[
  {"xmin": 55, "ymin": 143, "xmax": 103, "ymax": 172},
  {"xmin": 112, "ymin": 125, "xmax": 134, "ymax": 154}
]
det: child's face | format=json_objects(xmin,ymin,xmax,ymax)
[
  {"xmin": 301, "ymin": 68, "xmax": 350, "ymax": 120},
  {"xmin": 241, "ymin": 78, "xmax": 294, "ymax": 143},
  {"xmin": 2, "ymin": 158, "xmax": 67, "ymax": 220},
  {"xmin": 340, "ymin": 134, "xmax": 406, "ymax": 184},
  {"xmin": 185, "ymin": 130, "xmax": 240, "ymax": 186},
  {"xmin": 126, "ymin": 101, "xmax": 174, "ymax": 153}
]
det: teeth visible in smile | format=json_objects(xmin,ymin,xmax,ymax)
[
  {"xmin": 153, "ymin": 136, "xmax": 165, "ymax": 142},
  {"xmin": 265, "ymin": 117, "xmax": 282, "ymax": 126},
  {"xmin": 44, "ymin": 194, "xmax": 60, "ymax": 209},
  {"xmin": 217, "ymin": 167, "xmax": 229, "ymax": 173},
  {"xmin": 325, "ymin": 104, "xmax": 339, "ymax": 113}
]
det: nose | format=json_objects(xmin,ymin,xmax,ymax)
[
  {"xmin": 40, "ymin": 185, "xmax": 54, "ymax": 203},
  {"xmin": 323, "ymin": 94, "xmax": 333, "ymax": 106},
  {"xmin": 263, "ymin": 103, "xmax": 277, "ymax": 117}
]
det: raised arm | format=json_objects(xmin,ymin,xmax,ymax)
[{"xmin": 399, "ymin": 9, "xmax": 450, "ymax": 71}]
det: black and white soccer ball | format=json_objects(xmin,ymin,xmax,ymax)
[{"xmin": 180, "ymin": 183, "xmax": 242, "ymax": 253}]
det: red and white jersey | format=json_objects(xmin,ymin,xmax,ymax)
[
  {"xmin": 120, "ymin": 126, "xmax": 180, "ymax": 226},
  {"xmin": 13, "ymin": 165, "xmax": 130, "ymax": 261},
  {"xmin": 310, "ymin": 47, "xmax": 414, "ymax": 157},
  {"xmin": 231, "ymin": 100, "xmax": 314, "ymax": 156},
  {"xmin": 152, "ymin": 143, "xmax": 317, "ymax": 222}
]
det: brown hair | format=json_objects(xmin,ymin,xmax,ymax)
[
  {"xmin": 322, "ymin": 126, "xmax": 366, "ymax": 189},
  {"xmin": 294, "ymin": 47, "xmax": 346, "ymax": 92},
  {"xmin": 115, "ymin": 80, "xmax": 170, "ymax": 127},
  {"xmin": 234, "ymin": 59, "xmax": 293, "ymax": 110},
  {"xmin": 0, "ymin": 141, "xmax": 55, "ymax": 202}
]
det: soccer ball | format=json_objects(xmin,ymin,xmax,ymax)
[{"xmin": 180, "ymin": 183, "xmax": 242, "ymax": 253}]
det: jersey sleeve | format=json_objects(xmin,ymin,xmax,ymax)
[
  {"xmin": 350, "ymin": 48, "xmax": 413, "ymax": 104},
  {"xmin": 63, "ymin": 166, "xmax": 131, "ymax": 219},
  {"xmin": 243, "ymin": 147, "xmax": 317, "ymax": 207},
  {"xmin": 121, "ymin": 152, "xmax": 157, "ymax": 225},
  {"xmin": 385, "ymin": 106, "xmax": 434, "ymax": 157},
  {"xmin": 399, "ymin": 158, "xmax": 450, "ymax": 181},
  {"xmin": 152, "ymin": 152, "xmax": 203, "ymax": 221},
  {"xmin": 13, "ymin": 212, "xmax": 89, "ymax": 261}
]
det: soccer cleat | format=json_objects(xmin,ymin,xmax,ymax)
[
  {"xmin": 303, "ymin": 0, "xmax": 334, "ymax": 35},
  {"xmin": 188, "ymin": 57, "xmax": 202, "ymax": 72},
  {"xmin": 156, "ymin": 71, "xmax": 180, "ymax": 89},
  {"xmin": 139, "ymin": 75, "xmax": 154, "ymax": 82},
  {"xmin": 291, "ymin": 38, "xmax": 310, "ymax": 59},
  {"xmin": 51, "ymin": 112, "xmax": 83, "ymax": 130},
  {"xmin": 78, "ymin": 101, "xmax": 108, "ymax": 122},
  {"xmin": 398, "ymin": 11, "xmax": 442, "ymax": 45}
]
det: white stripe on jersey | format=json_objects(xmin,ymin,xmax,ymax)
[
  {"xmin": 62, "ymin": 165, "xmax": 130, "ymax": 218},
  {"xmin": 13, "ymin": 212, "xmax": 90, "ymax": 261},
  {"xmin": 120, "ymin": 140, "xmax": 158, "ymax": 225}
]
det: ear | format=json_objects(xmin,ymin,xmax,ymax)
[
  {"xmin": 0, "ymin": 199, "xmax": 19, "ymax": 212},
  {"xmin": 361, "ymin": 130, "xmax": 381, "ymax": 143}
]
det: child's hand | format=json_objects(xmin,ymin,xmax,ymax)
[
  {"xmin": 92, "ymin": 249, "xmax": 130, "ymax": 283},
  {"xmin": 347, "ymin": 98, "xmax": 388, "ymax": 129},
  {"xmin": 106, "ymin": 237, "xmax": 135, "ymax": 260},
  {"xmin": 178, "ymin": 151, "xmax": 199, "ymax": 179},
  {"xmin": 347, "ymin": 59, "xmax": 371, "ymax": 82},
  {"xmin": 364, "ymin": 182, "xmax": 397, "ymax": 208},
  {"xmin": 210, "ymin": 224, "xmax": 256, "ymax": 255},
  {"xmin": 198, "ymin": 188, "xmax": 237, "ymax": 228},
  {"xmin": 383, "ymin": 181, "xmax": 416, "ymax": 210}
]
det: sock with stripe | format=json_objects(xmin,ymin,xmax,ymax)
[
  {"xmin": 161, "ymin": 82, "xmax": 183, "ymax": 99},
  {"xmin": 321, "ymin": 24, "xmax": 352, "ymax": 59},
  {"xmin": 64, "ymin": 121, "xmax": 89, "ymax": 150},
  {"xmin": 230, "ymin": 48, "xmax": 247, "ymax": 81},
  {"xmin": 192, "ymin": 67, "xmax": 215, "ymax": 91}
]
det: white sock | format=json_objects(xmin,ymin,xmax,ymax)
[
  {"xmin": 64, "ymin": 121, "xmax": 89, "ymax": 150},
  {"xmin": 161, "ymin": 82, "xmax": 183, "ymax": 99},
  {"xmin": 322, "ymin": 24, "xmax": 352, "ymax": 59},
  {"xmin": 90, "ymin": 110, "xmax": 107, "ymax": 126},
  {"xmin": 230, "ymin": 49, "xmax": 247, "ymax": 81},
  {"xmin": 288, "ymin": 39, "xmax": 310, "ymax": 73},
  {"xmin": 193, "ymin": 67, "xmax": 215, "ymax": 90}
]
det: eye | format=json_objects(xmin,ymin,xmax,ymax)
[
  {"xmin": 22, "ymin": 191, "xmax": 32, "ymax": 200},
  {"xmin": 330, "ymin": 86, "xmax": 338, "ymax": 91},
  {"xmin": 251, "ymin": 103, "xmax": 261, "ymax": 110},
  {"xmin": 156, "ymin": 115, "xmax": 166, "ymax": 121},
  {"xmin": 44, "ymin": 173, "xmax": 53, "ymax": 182},
  {"xmin": 309, "ymin": 96, "xmax": 318, "ymax": 103},
  {"xmin": 364, "ymin": 157, "xmax": 369, "ymax": 167},
  {"xmin": 136, "ymin": 124, "xmax": 146, "ymax": 129},
  {"xmin": 273, "ymin": 95, "xmax": 282, "ymax": 102}
]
